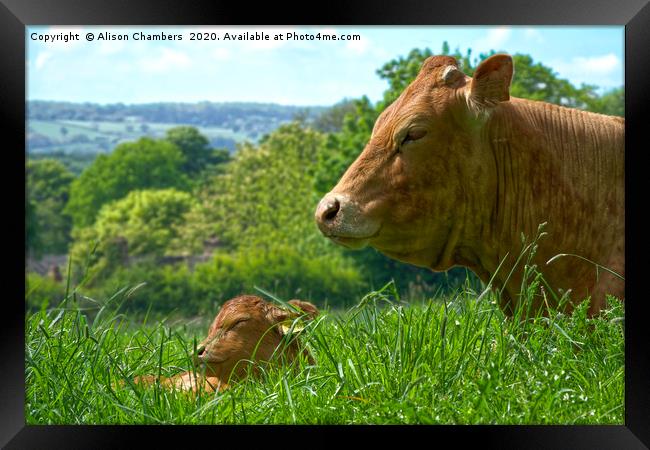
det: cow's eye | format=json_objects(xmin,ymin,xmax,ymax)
[{"xmin": 401, "ymin": 128, "xmax": 427, "ymax": 147}]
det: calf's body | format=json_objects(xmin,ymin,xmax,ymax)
[{"xmin": 129, "ymin": 296, "xmax": 318, "ymax": 392}]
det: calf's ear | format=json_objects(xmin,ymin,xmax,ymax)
[
  {"xmin": 468, "ymin": 54, "xmax": 513, "ymax": 109},
  {"xmin": 287, "ymin": 299, "xmax": 319, "ymax": 320},
  {"xmin": 267, "ymin": 300, "xmax": 319, "ymax": 336},
  {"xmin": 267, "ymin": 300, "xmax": 319, "ymax": 324}
]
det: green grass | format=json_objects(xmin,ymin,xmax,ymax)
[{"xmin": 25, "ymin": 279, "xmax": 624, "ymax": 425}]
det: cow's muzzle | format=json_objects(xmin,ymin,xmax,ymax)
[{"xmin": 314, "ymin": 193, "xmax": 379, "ymax": 247}]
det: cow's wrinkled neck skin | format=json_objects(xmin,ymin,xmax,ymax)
[{"xmin": 462, "ymin": 97, "xmax": 625, "ymax": 316}]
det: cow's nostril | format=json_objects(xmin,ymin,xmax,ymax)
[{"xmin": 323, "ymin": 199, "xmax": 340, "ymax": 221}]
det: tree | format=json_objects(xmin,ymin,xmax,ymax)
[
  {"xmin": 26, "ymin": 198, "xmax": 40, "ymax": 255},
  {"xmin": 587, "ymin": 87, "xmax": 624, "ymax": 116},
  {"xmin": 376, "ymin": 48, "xmax": 434, "ymax": 107},
  {"xmin": 312, "ymin": 96, "xmax": 378, "ymax": 196},
  {"xmin": 291, "ymin": 108, "xmax": 312, "ymax": 125},
  {"xmin": 165, "ymin": 126, "xmax": 214, "ymax": 175},
  {"xmin": 312, "ymin": 98, "xmax": 358, "ymax": 133},
  {"xmin": 26, "ymin": 159, "xmax": 75, "ymax": 256},
  {"xmin": 191, "ymin": 147, "xmax": 232, "ymax": 189},
  {"xmin": 508, "ymin": 54, "xmax": 598, "ymax": 110},
  {"xmin": 179, "ymin": 122, "xmax": 327, "ymax": 254},
  {"xmin": 171, "ymin": 122, "xmax": 365, "ymax": 305},
  {"xmin": 65, "ymin": 137, "xmax": 188, "ymax": 228},
  {"xmin": 70, "ymin": 188, "xmax": 197, "ymax": 281},
  {"xmin": 375, "ymin": 42, "xmax": 623, "ymax": 116}
]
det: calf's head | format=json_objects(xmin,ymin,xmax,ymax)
[
  {"xmin": 315, "ymin": 54, "xmax": 514, "ymax": 270},
  {"xmin": 194, "ymin": 295, "xmax": 319, "ymax": 383}
]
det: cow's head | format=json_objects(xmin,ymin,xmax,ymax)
[{"xmin": 315, "ymin": 54, "xmax": 514, "ymax": 270}]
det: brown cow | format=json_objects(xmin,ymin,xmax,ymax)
[
  {"xmin": 315, "ymin": 54, "xmax": 624, "ymax": 317},
  {"xmin": 129, "ymin": 296, "xmax": 319, "ymax": 392}
]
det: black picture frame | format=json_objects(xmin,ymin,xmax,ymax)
[{"xmin": 4, "ymin": 0, "xmax": 649, "ymax": 447}]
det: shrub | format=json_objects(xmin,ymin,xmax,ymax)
[
  {"xmin": 69, "ymin": 188, "xmax": 197, "ymax": 284},
  {"xmin": 26, "ymin": 272, "xmax": 68, "ymax": 312},
  {"xmin": 88, "ymin": 261, "xmax": 201, "ymax": 316},
  {"xmin": 193, "ymin": 245, "xmax": 366, "ymax": 308}
]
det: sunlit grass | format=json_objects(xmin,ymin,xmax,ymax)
[{"xmin": 25, "ymin": 277, "xmax": 624, "ymax": 425}]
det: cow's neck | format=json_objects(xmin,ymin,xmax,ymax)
[{"xmin": 459, "ymin": 97, "xmax": 624, "ymax": 314}]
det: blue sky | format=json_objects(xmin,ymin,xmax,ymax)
[{"xmin": 26, "ymin": 26, "xmax": 624, "ymax": 106}]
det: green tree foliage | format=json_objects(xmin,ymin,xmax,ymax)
[
  {"xmin": 192, "ymin": 246, "xmax": 364, "ymax": 308},
  {"xmin": 65, "ymin": 137, "xmax": 188, "ymax": 228},
  {"xmin": 25, "ymin": 272, "xmax": 67, "ymax": 312},
  {"xmin": 181, "ymin": 123, "xmax": 326, "ymax": 253},
  {"xmin": 312, "ymin": 96, "xmax": 378, "ymax": 196},
  {"xmin": 26, "ymin": 198, "xmax": 39, "ymax": 254},
  {"xmin": 165, "ymin": 126, "xmax": 216, "ymax": 175},
  {"xmin": 92, "ymin": 262, "xmax": 200, "ymax": 314},
  {"xmin": 375, "ymin": 42, "xmax": 623, "ymax": 116},
  {"xmin": 588, "ymin": 87, "xmax": 624, "ymax": 116},
  {"xmin": 70, "ymin": 188, "xmax": 196, "ymax": 282},
  {"xmin": 172, "ymin": 122, "xmax": 366, "ymax": 305},
  {"xmin": 312, "ymin": 98, "xmax": 358, "ymax": 133},
  {"xmin": 26, "ymin": 159, "xmax": 75, "ymax": 256},
  {"xmin": 508, "ymin": 54, "xmax": 597, "ymax": 110},
  {"xmin": 376, "ymin": 48, "xmax": 435, "ymax": 107}
]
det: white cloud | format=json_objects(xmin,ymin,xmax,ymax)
[
  {"xmin": 212, "ymin": 47, "xmax": 231, "ymax": 61},
  {"xmin": 34, "ymin": 52, "xmax": 52, "ymax": 70},
  {"xmin": 573, "ymin": 53, "xmax": 620, "ymax": 75},
  {"xmin": 140, "ymin": 48, "xmax": 191, "ymax": 72},
  {"xmin": 483, "ymin": 27, "xmax": 512, "ymax": 49},
  {"xmin": 523, "ymin": 28, "xmax": 544, "ymax": 43},
  {"xmin": 550, "ymin": 53, "xmax": 623, "ymax": 88},
  {"xmin": 345, "ymin": 36, "xmax": 370, "ymax": 55},
  {"xmin": 98, "ymin": 40, "xmax": 126, "ymax": 55}
]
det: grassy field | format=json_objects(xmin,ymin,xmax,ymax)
[
  {"xmin": 27, "ymin": 119, "xmax": 251, "ymax": 155},
  {"xmin": 25, "ymin": 279, "xmax": 624, "ymax": 425}
]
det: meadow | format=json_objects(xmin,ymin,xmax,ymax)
[
  {"xmin": 28, "ymin": 119, "xmax": 248, "ymax": 154},
  {"xmin": 25, "ymin": 279, "xmax": 624, "ymax": 425}
]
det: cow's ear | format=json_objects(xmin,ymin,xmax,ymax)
[{"xmin": 468, "ymin": 54, "xmax": 513, "ymax": 109}]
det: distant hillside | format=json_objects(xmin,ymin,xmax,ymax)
[{"xmin": 26, "ymin": 100, "xmax": 327, "ymax": 155}]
